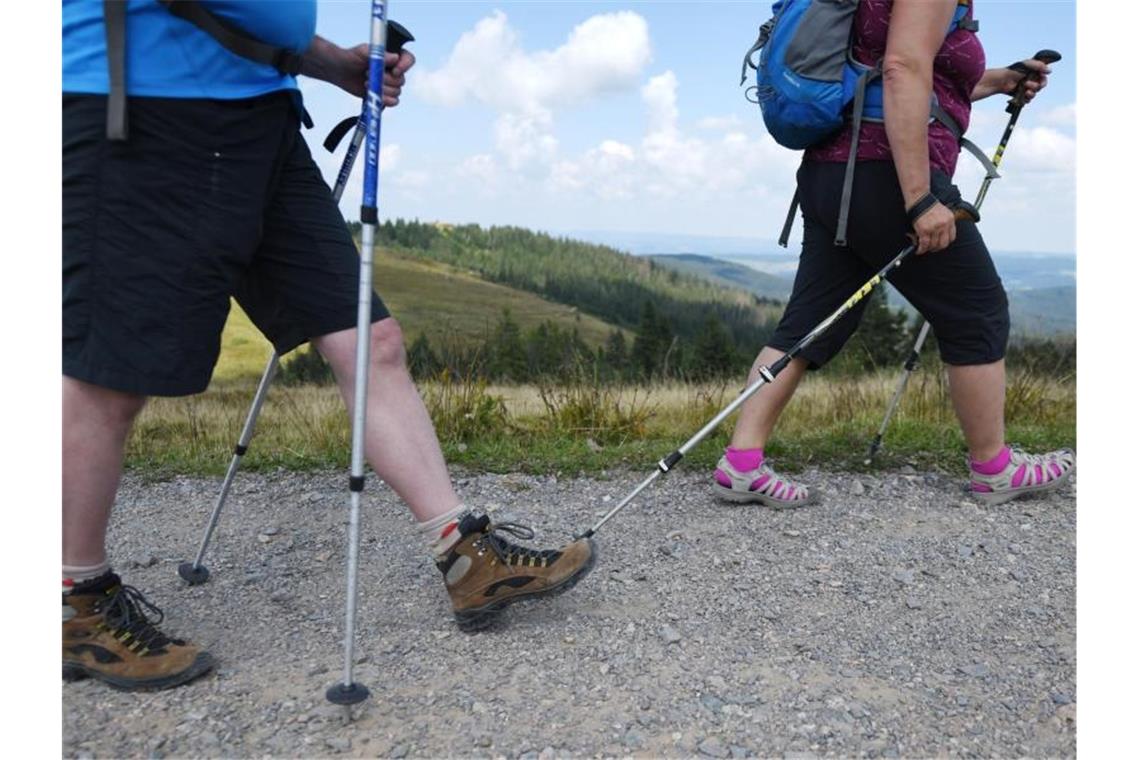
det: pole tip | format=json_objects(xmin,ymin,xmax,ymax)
[
  {"xmin": 177, "ymin": 562, "xmax": 210, "ymax": 586},
  {"xmin": 326, "ymin": 682, "xmax": 370, "ymax": 706}
]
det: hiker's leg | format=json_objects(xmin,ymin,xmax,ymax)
[
  {"xmin": 62, "ymin": 377, "xmax": 147, "ymax": 567},
  {"xmin": 729, "ymin": 348, "xmax": 809, "ymax": 450},
  {"xmin": 313, "ymin": 319, "xmax": 460, "ymax": 523},
  {"xmin": 947, "ymin": 360, "xmax": 1006, "ymax": 462}
]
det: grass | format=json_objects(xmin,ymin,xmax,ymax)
[{"xmin": 125, "ymin": 368, "xmax": 1075, "ymax": 479}]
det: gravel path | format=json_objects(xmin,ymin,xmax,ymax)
[{"xmin": 64, "ymin": 466, "xmax": 1075, "ymax": 759}]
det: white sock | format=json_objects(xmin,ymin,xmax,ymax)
[
  {"xmin": 417, "ymin": 504, "xmax": 468, "ymax": 558},
  {"xmin": 63, "ymin": 559, "xmax": 111, "ymax": 593}
]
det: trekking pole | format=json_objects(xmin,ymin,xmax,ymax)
[
  {"xmin": 863, "ymin": 49, "xmax": 1061, "ymax": 465},
  {"xmin": 325, "ymin": 0, "xmax": 391, "ymax": 718},
  {"xmin": 176, "ymin": 22, "xmax": 413, "ymax": 587},
  {"xmin": 576, "ymin": 223, "xmax": 963, "ymax": 540}
]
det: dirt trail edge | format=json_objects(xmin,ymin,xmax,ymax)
[{"xmin": 64, "ymin": 467, "xmax": 1076, "ymax": 759}]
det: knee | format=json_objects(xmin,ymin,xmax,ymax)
[
  {"xmin": 64, "ymin": 377, "xmax": 147, "ymax": 428},
  {"xmin": 369, "ymin": 318, "xmax": 408, "ymax": 372}
]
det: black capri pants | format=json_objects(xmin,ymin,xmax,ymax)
[{"xmin": 768, "ymin": 160, "xmax": 1009, "ymax": 369}]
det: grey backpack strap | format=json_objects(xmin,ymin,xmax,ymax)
[
  {"xmin": 836, "ymin": 68, "xmax": 876, "ymax": 247},
  {"xmin": 778, "ymin": 187, "xmax": 800, "ymax": 248},
  {"xmin": 104, "ymin": 0, "xmax": 128, "ymax": 141},
  {"xmin": 159, "ymin": 0, "xmax": 304, "ymax": 75},
  {"xmin": 930, "ymin": 103, "xmax": 1000, "ymax": 179}
]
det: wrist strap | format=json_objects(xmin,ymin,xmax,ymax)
[{"xmin": 906, "ymin": 192, "xmax": 939, "ymax": 228}]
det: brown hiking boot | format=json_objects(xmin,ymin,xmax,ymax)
[
  {"xmin": 437, "ymin": 513, "xmax": 597, "ymax": 632},
  {"xmin": 63, "ymin": 572, "xmax": 214, "ymax": 691}
]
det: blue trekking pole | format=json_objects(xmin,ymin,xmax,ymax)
[
  {"xmin": 326, "ymin": 0, "xmax": 391, "ymax": 717},
  {"xmin": 176, "ymin": 22, "xmax": 413, "ymax": 589}
]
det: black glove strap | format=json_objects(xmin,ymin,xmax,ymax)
[{"xmin": 906, "ymin": 192, "xmax": 939, "ymax": 228}]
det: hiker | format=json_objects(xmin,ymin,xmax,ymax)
[
  {"xmin": 714, "ymin": 0, "xmax": 1075, "ymax": 507},
  {"xmin": 63, "ymin": 1, "xmax": 596, "ymax": 692}
]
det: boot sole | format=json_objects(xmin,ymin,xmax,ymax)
[
  {"xmin": 454, "ymin": 539, "xmax": 599, "ymax": 633},
  {"xmin": 63, "ymin": 651, "xmax": 215, "ymax": 692},
  {"xmin": 711, "ymin": 483, "xmax": 816, "ymax": 509},
  {"xmin": 971, "ymin": 464, "xmax": 1075, "ymax": 506}
]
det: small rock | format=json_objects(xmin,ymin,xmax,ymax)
[
  {"xmin": 622, "ymin": 730, "xmax": 644, "ymax": 749},
  {"xmin": 1051, "ymin": 691, "xmax": 1074, "ymax": 705},
  {"xmin": 130, "ymin": 554, "xmax": 159, "ymax": 569},
  {"xmin": 905, "ymin": 597, "xmax": 923, "ymax": 610},
  {"xmin": 957, "ymin": 545, "xmax": 974, "ymax": 559},
  {"xmin": 1010, "ymin": 568, "xmax": 1028, "ymax": 582},
  {"xmin": 660, "ymin": 625, "xmax": 683, "ymax": 645},
  {"xmin": 959, "ymin": 663, "xmax": 990, "ymax": 678},
  {"xmin": 262, "ymin": 526, "xmax": 280, "ymax": 536},
  {"xmin": 257, "ymin": 534, "xmax": 272, "ymax": 544},
  {"xmin": 892, "ymin": 569, "xmax": 915, "ymax": 585},
  {"xmin": 840, "ymin": 667, "xmax": 861, "ymax": 678},
  {"xmin": 850, "ymin": 480, "xmax": 865, "ymax": 496},
  {"xmin": 325, "ymin": 737, "xmax": 350, "ymax": 752},
  {"xmin": 307, "ymin": 664, "xmax": 328, "ymax": 676},
  {"xmin": 698, "ymin": 737, "xmax": 730, "ymax": 758},
  {"xmin": 475, "ymin": 736, "xmax": 493, "ymax": 748},
  {"xmin": 270, "ymin": 591, "xmax": 290, "ymax": 603},
  {"xmin": 700, "ymin": 695, "xmax": 724, "ymax": 713},
  {"xmin": 900, "ymin": 465, "xmax": 917, "ymax": 475},
  {"xmin": 456, "ymin": 442, "xmax": 468, "ymax": 453},
  {"xmin": 586, "ymin": 438, "xmax": 603, "ymax": 453},
  {"xmin": 783, "ymin": 530, "xmax": 802, "ymax": 538},
  {"xmin": 389, "ymin": 743, "xmax": 410, "ymax": 759}
]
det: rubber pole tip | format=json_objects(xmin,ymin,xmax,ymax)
[
  {"xmin": 177, "ymin": 562, "xmax": 210, "ymax": 586},
  {"xmin": 326, "ymin": 682, "xmax": 370, "ymax": 706}
]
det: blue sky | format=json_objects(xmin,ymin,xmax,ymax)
[{"xmin": 300, "ymin": 1, "xmax": 1077, "ymax": 254}]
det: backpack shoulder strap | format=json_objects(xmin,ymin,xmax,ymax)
[
  {"xmin": 103, "ymin": 0, "xmax": 128, "ymax": 141},
  {"xmin": 158, "ymin": 1, "xmax": 305, "ymax": 75}
]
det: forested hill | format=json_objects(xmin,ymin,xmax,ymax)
[{"xmin": 359, "ymin": 219, "xmax": 784, "ymax": 354}]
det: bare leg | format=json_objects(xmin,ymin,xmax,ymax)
[
  {"xmin": 313, "ymin": 318, "xmax": 459, "ymax": 523},
  {"xmin": 729, "ymin": 346, "xmax": 810, "ymax": 450},
  {"xmin": 946, "ymin": 360, "xmax": 1006, "ymax": 462},
  {"xmin": 63, "ymin": 377, "xmax": 147, "ymax": 567}
]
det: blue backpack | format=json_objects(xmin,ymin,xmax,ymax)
[{"xmin": 740, "ymin": 0, "xmax": 996, "ymax": 246}]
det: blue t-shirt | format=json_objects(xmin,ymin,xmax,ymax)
[{"xmin": 63, "ymin": 0, "xmax": 317, "ymax": 99}]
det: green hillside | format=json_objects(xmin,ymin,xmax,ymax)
[
  {"xmin": 368, "ymin": 220, "xmax": 784, "ymax": 350},
  {"xmin": 649, "ymin": 253, "xmax": 793, "ymax": 301},
  {"xmin": 214, "ymin": 246, "xmax": 628, "ymax": 382}
]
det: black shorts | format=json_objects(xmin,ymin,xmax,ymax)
[
  {"xmin": 63, "ymin": 92, "xmax": 389, "ymax": 396},
  {"xmin": 769, "ymin": 160, "xmax": 1009, "ymax": 369}
]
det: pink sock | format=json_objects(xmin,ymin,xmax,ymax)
[
  {"xmin": 970, "ymin": 446, "xmax": 1011, "ymax": 475},
  {"xmin": 725, "ymin": 446, "xmax": 764, "ymax": 472}
]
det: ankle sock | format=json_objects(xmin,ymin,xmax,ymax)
[
  {"xmin": 63, "ymin": 560, "xmax": 112, "ymax": 593},
  {"xmin": 970, "ymin": 446, "xmax": 1011, "ymax": 475},
  {"xmin": 725, "ymin": 446, "xmax": 764, "ymax": 472},
  {"xmin": 418, "ymin": 504, "xmax": 467, "ymax": 559}
]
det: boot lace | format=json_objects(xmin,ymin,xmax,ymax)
[
  {"xmin": 483, "ymin": 521, "xmax": 562, "ymax": 568},
  {"xmin": 96, "ymin": 584, "xmax": 175, "ymax": 654}
]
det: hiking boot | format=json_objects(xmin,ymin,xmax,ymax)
[
  {"xmin": 969, "ymin": 446, "xmax": 1075, "ymax": 506},
  {"xmin": 63, "ymin": 572, "xmax": 214, "ymax": 691},
  {"xmin": 713, "ymin": 455, "xmax": 815, "ymax": 508},
  {"xmin": 437, "ymin": 513, "xmax": 597, "ymax": 632}
]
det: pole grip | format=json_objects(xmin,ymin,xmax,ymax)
[{"xmin": 1006, "ymin": 49, "xmax": 1061, "ymax": 113}]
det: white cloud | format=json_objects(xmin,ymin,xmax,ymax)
[
  {"xmin": 1042, "ymin": 102, "xmax": 1077, "ymax": 128},
  {"xmin": 696, "ymin": 115, "xmax": 744, "ymax": 132},
  {"xmin": 543, "ymin": 70, "xmax": 798, "ymax": 204},
  {"xmin": 379, "ymin": 144, "xmax": 400, "ymax": 172},
  {"xmin": 1004, "ymin": 126, "xmax": 1077, "ymax": 173},
  {"xmin": 415, "ymin": 10, "xmax": 652, "ymax": 117}
]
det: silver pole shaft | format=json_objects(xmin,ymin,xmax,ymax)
[
  {"xmin": 190, "ymin": 353, "xmax": 279, "ymax": 568},
  {"xmin": 873, "ymin": 321, "xmax": 930, "ymax": 441},
  {"xmin": 341, "ymin": 221, "xmax": 377, "ymax": 688}
]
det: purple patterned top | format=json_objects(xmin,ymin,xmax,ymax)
[{"xmin": 805, "ymin": 0, "xmax": 985, "ymax": 177}]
